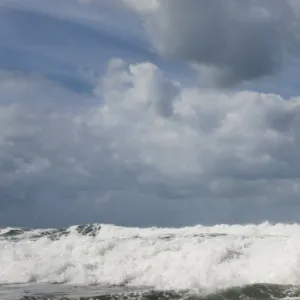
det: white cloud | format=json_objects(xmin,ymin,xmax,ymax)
[
  {"xmin": 86, "ymin": 59, "xmax": 300, "ymax": 181},
  {"xmin": 1, "ymin": 60, "xmax": 300, "ymax": 227},
  {"xmin": 121, "ymin": 0, "xmax": 159, "ymax": 13}
]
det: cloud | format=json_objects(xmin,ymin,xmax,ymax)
[
  {"xmin": 90, "ymin": 59, "xmax": 300, "ymax": 182},
  {"xmin": 1, "ymin": 60, "xmax": 300, "ymax": 227},
  {"xmin": 2, "ymin": 0, "xmax": 300, "ymax": 228},
  {"xmin": 122, "ymin": 0, "xmax": 159, "ymax": 12},
  {"xmin": 122, "ymin": 0, "xmax": 300, "ymax": 85}
]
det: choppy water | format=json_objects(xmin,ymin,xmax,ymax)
[
  {"xmin": 2, "ymin": 223, "xmax": 300, "ymax": 299},
  {"xmin": 2, "ymin": 283, "xmax": 300, "ymax": 300}
]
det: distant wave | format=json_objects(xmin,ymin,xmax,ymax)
[
  {"xmin": 1, "ymin": 223, "xmax": 300, "ymax": 292},
  {"xmin": 2, "ymin": 283, "xmax": 300, "ymax": 300}
]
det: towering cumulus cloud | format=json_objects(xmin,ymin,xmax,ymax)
[{"xmin": 123, "ymin": 0, "xmax": 300, "ymax": 85}]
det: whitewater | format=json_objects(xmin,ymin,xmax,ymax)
[{"xmin": 2, "ymin": 222, "xmax": 300, "ymax": 299}]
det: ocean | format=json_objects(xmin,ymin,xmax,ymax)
[{"xmin": 1, "ymin": 223, "xmax": 300, "ymax": 300}]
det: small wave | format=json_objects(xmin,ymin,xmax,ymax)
[{"xmin": 0, "ymin": 224, "xmax": 103, "ymax": 241}]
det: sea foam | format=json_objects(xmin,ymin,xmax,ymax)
[{"xmin": 1, "ymin": 223, "xmax": 300, "ymax": 291}]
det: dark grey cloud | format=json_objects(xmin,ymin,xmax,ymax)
[{"xmin": 124, "ymin": 0, "xmax": 300, "ymax": 85}]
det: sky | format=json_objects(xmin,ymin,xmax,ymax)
[{"xmin": 1, "ymin": 0, "xmax": 300, "ymax": 228}]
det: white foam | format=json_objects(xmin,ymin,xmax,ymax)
[{"xmin": 1, "ymin": 223, "xmax": 300, "ymax": 290}]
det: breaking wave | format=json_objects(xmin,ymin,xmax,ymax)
[{"xmin": 2, "ymin": 222, "xmax": 300, "ymax": 299}]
